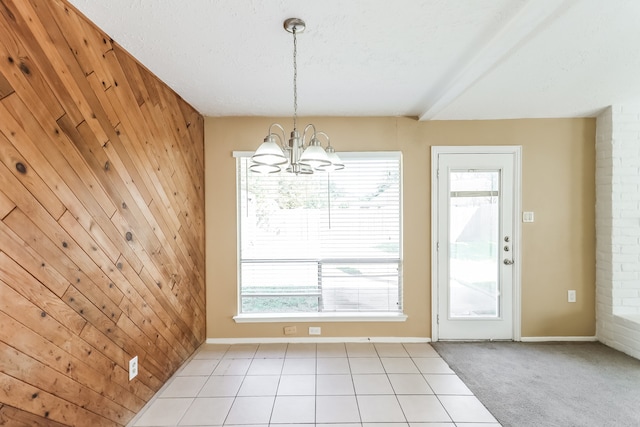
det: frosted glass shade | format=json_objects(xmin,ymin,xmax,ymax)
[
  {"xmin": 251, "ymin": 137, "xmax": 287, "ymax": 166},
  {"xmin": 318, "ymin": 150, "xmax": 345, "ymax": 171},
  {"xmin": 299, "ymin": 144, "xmax": 331, "ymax": 170},
  {"xmin": 249, "ymin": 163, "xmax": 281, "ymax": 174}
]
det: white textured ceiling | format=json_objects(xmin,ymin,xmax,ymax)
[{"xmin": 68, "ymin": 0, "xmax": 640, "ymax": 120}]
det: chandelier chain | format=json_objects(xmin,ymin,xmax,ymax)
[{"xmin": 293, "ymin": 25, "xmax": 298, "ymax": 131}]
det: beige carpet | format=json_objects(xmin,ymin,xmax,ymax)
[{"xmin": 432, "ymin": 341, "xmax": 640, "ymax": 427}]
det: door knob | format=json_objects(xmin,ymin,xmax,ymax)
[{"xmin": 503, "ymin": 259, "xmax": 514, "ymax": 265}]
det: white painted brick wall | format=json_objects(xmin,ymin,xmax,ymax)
[
  {"xmin": 596, "ymin": 105, "xmax": 640, "ymax": 360},
  {"xmin": 613, "ymin": 316, "xmax": 640, "ymax": 360}
]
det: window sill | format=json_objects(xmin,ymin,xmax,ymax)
[{"xmin": 233, "ymin": 312, "xmax": 408, "ymax": 323}]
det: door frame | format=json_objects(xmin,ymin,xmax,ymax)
[{"xmin": 431, "ymin": 146, "xmax": 522, "ymax": 342}]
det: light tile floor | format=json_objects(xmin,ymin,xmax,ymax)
[{"xmin": 129, "ymin": 343, "xmax": 501, "ymax": 427}]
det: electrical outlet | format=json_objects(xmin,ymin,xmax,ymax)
[
  {"xmin": 283, "ymin": 326, "xmax": 297, "ymax": 335},
  {"xmin": 309, "ymin": 327, "xmax": 321, "ymax": 335},
  {"xmin": 129, "ymin": 356, "xmax": 138, "ymax": 380},
  {"xmin": 568, "ymin": 290, "xmax": 577, "ymax": 303}
]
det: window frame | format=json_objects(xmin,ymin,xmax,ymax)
[{"xmin": 232, "ymin": 151, "xmax": 407, "ymax": 323}]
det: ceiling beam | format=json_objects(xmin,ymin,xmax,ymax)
[{"xmin": 419, "ymin": 0, "xmax": 571, "ymax": 121}]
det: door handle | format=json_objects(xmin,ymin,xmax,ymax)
[{"xmin": 503, "ymin": 259, "xmax": 514, "ymax": 265}]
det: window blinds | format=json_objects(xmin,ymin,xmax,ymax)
[{"xmin": 237, "ymin": 152, "xmax": 402, "ymax": 314}]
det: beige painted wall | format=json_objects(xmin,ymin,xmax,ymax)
[{"xmin": 205, "ymin": 116, "xmax": 596, "ymax": 339}]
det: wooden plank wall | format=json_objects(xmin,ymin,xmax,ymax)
[{"xmin": 0, "ymin": 0, "xmax": 206, "ymax": 425}]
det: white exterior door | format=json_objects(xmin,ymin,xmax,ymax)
[{"xmin": 432, "ymin": 147, "xmax": 521, "ymax": 340}]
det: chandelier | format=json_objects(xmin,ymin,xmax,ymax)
[{"xmin": 250, "ymin": 18, "xmax": 343, "ymax": 175}]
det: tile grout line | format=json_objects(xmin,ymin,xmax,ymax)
[
  {"xmin": 391, "ymin": 343, "xmax": 414, "ymax": 424},
  {"xmin": 347, "ymin": 348, "xmax": 363, "ymax": 424}
]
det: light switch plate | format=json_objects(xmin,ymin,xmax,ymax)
[
  {"xmin": 523, "ymin": 212, "xmax": 535, "ymax": 222},
  {"xmin": 568, "ymin": 290, "xmax": 576, "ymax": 303}
]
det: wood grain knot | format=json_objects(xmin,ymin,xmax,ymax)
[
  {"xmin": 15, "ymin": 162, "xmax": 26, "ymax": 174},
  {"xmin": 19, "ymin": 62, "xmax": 30, "ymax": 75},
  {"xmin": 125, "ymin": 231, "xmax": 133, "ymax": 241}
]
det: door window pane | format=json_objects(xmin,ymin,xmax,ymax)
[{"xmin": 448, "ymin": 171, "xmax": 500, "ymax": 318}]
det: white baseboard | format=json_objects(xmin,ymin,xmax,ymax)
[
  {"xmin": 206, "ymin": 336, "xmax": 431, "ymax": 344},
  {"xmin": 520, "ymin": 336, "xmax": 598, "ymax": 342}
]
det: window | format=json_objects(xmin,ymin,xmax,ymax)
[{"xmin": 235, "ymin": 152, "xmax": 402, "ymax": 319}]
